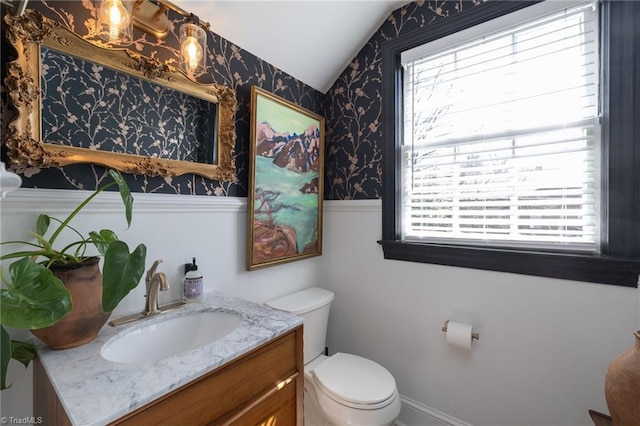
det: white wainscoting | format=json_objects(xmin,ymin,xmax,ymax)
[
  {"xmin": 1, "ymin": 193, "xmax": 637, "ymax": 425},
  {"xmin": 320, "ymin": 199, "xmax": 638, "ymax": 426},
  {"xmin": 0, "ymin": 188, "xmax": 321, "ymax": 421}
]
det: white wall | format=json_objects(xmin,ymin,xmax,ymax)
[
  {"xmin": 1, "ymin": 192, "xmax": 638, "ymax": 425},
  {"xmin": 319, "ymin": 200, "xmax": 639, "ymax": 426},
  {"xmin": 0, "ymin": 188, "xmax": 322, "ymax": 421}
]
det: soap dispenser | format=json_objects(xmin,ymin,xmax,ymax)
[{"xmin": 183, "ymin": 257, "xmax": 203, "ymax": 302}]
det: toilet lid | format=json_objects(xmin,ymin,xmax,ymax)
[{"xmin": 312, "ymin": 353, "xmax": 396, "ymax": 408}]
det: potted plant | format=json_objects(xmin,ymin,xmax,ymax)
[{"xmin": 0, "ymin": 169, "xmax": 147, "ymax": 390}]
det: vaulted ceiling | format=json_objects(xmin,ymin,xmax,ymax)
[{"xmin": 172, "ymin": 1, "xmax": 411, "ymax": 93}]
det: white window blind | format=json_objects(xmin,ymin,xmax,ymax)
[{"xmin": 401, "ymin": 1, "xmax": 600, "ymax": 252}]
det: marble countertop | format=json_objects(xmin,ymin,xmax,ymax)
[{"xmin": 36, "ymin": 292, "xmax": 303, "ymax": 426}]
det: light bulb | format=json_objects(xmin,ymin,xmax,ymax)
[
  {"xmin": 97, "ymin": 0, "xmax": 132, "ymax": 43},
  {"xmin": 181, "ymin": 36, "xmax": 204, "ymax": 72},
  {"xmin": 179, "ymin": 23, "xmax": 206, "ymax": 75}
]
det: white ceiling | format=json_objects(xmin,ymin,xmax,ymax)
[{"xmin": 172, "ymin": 0, "xmax": 410, "ymax": 93}]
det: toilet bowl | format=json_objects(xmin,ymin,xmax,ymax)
[
  {"xmin": 306, "ymin": 353, "xmax": 401, "ymax": 426},
  {"xmin": 266, "ymin": 287, "xmax": 400, "ymax": 426}
]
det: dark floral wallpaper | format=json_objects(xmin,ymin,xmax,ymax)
[
  {"xmin": 1, "ymin": 0, "xmax": 487, "ymax": 198},
  {"xmin": 324, "ymin": 0, "xmax": 487, "ymax": 200},
  {"xmin": 1, "ymin": 0, "xmax": 324, "ymax": 196},
  {"xmin": 41, "ymin": 48, "xmax": 216, "ymax": 164}
]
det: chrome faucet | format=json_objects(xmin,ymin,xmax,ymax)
[{"xmin": 143, "ymin": 259, "xmax": 169, "ymax": 316}]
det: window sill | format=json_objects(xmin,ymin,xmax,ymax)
[{"xmin": 378, "ymin": 240, "xmax": 640, "ymax": 288}]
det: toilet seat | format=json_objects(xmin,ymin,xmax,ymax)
[{"xmin": 312, "ymin": 352, "xmax": 397, "ymax": 410}]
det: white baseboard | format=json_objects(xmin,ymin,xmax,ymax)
[{"xmin": 396, "ymin": 395, "xmax": 473, "ymax": 426}]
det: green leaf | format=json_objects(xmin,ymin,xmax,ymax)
[
  {"xmin": 48, "ymin": 171, "xmax": 119, "ymax": 246},
  {"xmin": 0, "ymin": 258, "xmax": 72, "ymax": 329},
  {"xmin": 0, "ymin": 246, "xmax": 48, "ymax": 261},
  {"xmin": 29, "ymin": 231, "xmax": 53, "ymax": 253},
  {"xmin": 1, "ymin": 326, "xmax": 10, "ymax": 390},
  {"xmin": 36, "ymin": 214, "xmax": 51, "ymax": 236},
  {"xmin": 10, "ymin": 340, "xmax": 36, "ymax": 368},
  {"xmin": 102, "ymin": 241, "xmax": 147, "ymax": 312},
  {"xmin": 109, "ymin": 169, "xmax": 133, "ymax": 228},
  {"xmin": 0, "ymin": 327, "xmax": 36, "ymax": 391},
  {"xmin": 89, "ymin": 230, "xmax": 119, "ymax": 257}
]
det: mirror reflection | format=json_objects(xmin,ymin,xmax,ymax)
[
  {"xmin": 41, "ymin": 47, "xmax": 218, "ymax": 165},
  {"xmin": 4, "ymin": 10, "xmax": 237, "ymax": 181}
]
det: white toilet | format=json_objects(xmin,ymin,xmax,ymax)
[{"xmin": 266, "ymin": 287, "xmax": 401, "ymax": 426}]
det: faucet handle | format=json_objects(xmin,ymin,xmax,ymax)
[{"xmin": 146, "ymin": 259, "xmax": 163, "ymax": 282}]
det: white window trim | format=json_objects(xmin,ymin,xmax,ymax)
[
  {"xmin": 401, "ymin": 0, "xmax": 594, "ymax": 64},
  {"xmin": 399, "ymin": 0, "xmax": 600, "ymax": 253}
]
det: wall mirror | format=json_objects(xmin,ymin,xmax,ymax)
[{"xmin": 4, "ymin": 10, "xmax": 237, "ymax": 181}]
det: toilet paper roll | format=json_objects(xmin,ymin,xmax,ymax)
[{"xmin": 445, "ymin": 321, "xmax": 474, "ymax": 350}]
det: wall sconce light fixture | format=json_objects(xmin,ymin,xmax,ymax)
[
  {"xmin": 95, "ymin": 0, "xmax": 209, "ymax": 75},
  {"xmin": 179, "ymin": 20, "xmax": 206, "ymax": 75},
  {"xmin": 0, "ymin": 0, "xmax": 29, "ymax": 16},
  {"xmin": 96, "ymin": 0, "xmax": 133, "ymax": 43},
  {"xmin": 0, "ymin": 162, "xmax": 22, "ymax": 198}
]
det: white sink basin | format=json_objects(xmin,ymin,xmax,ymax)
[{"xmin": 101, "ymin": 310, "xmax": 242, "ymax": 363}]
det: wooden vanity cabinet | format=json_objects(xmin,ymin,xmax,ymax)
[{"xmin": 34, "ymin": 325, "xmax": 304, "ymax": 425}]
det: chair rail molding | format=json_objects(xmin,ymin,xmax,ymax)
[{"xmin": 0, "ymin": 188, "xmax": 246, "ymax": 214}]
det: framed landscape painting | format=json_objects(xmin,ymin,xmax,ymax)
[{"xmin": 247, "ymin": 86, "xmax": 325, "ymax": 270}]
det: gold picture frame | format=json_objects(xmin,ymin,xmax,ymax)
[
  {"xmin": 247, "ymin": 86, "xmax": 325, "ymax": 270},
  {"xmin": 3, "ymin": 10, "xmax": 237, "ymax": 181}
]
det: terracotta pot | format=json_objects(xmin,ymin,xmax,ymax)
[
  {"xmin": 604, "ymin": 330, "xmax": 640, "ymax": 426},
  {"xmin": 31, "ymin": 257, "xmax": 111, "ymax": 350}
]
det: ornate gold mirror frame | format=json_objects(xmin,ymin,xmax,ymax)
[{"xmin": 3, "ymin": 10, "xmax": 237, "ymax": 181}]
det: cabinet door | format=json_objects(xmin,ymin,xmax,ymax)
[
  {"xmin": 227, "ymin": 377, "xmax": 298, "ymax": 426},
  {"xmin": 33, "ymin": 358, "xmax": 72, "ymax": 426}
]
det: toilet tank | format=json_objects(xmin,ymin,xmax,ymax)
[{"xmin": 265, "ymin": 287, "xmax": 335, "ymax": 364}]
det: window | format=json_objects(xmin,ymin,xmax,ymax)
[
  {"xmin": 381, "ymin": 1, "xmax": 640, "ymax": 287},
  {"xmin": 401, "ymin": 2, "xmax": 599, "ymax": 253}
]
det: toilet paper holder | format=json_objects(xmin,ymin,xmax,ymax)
[{"xmin": 442, "ymin": 320, "xmax": 479, "ymax": 341}]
